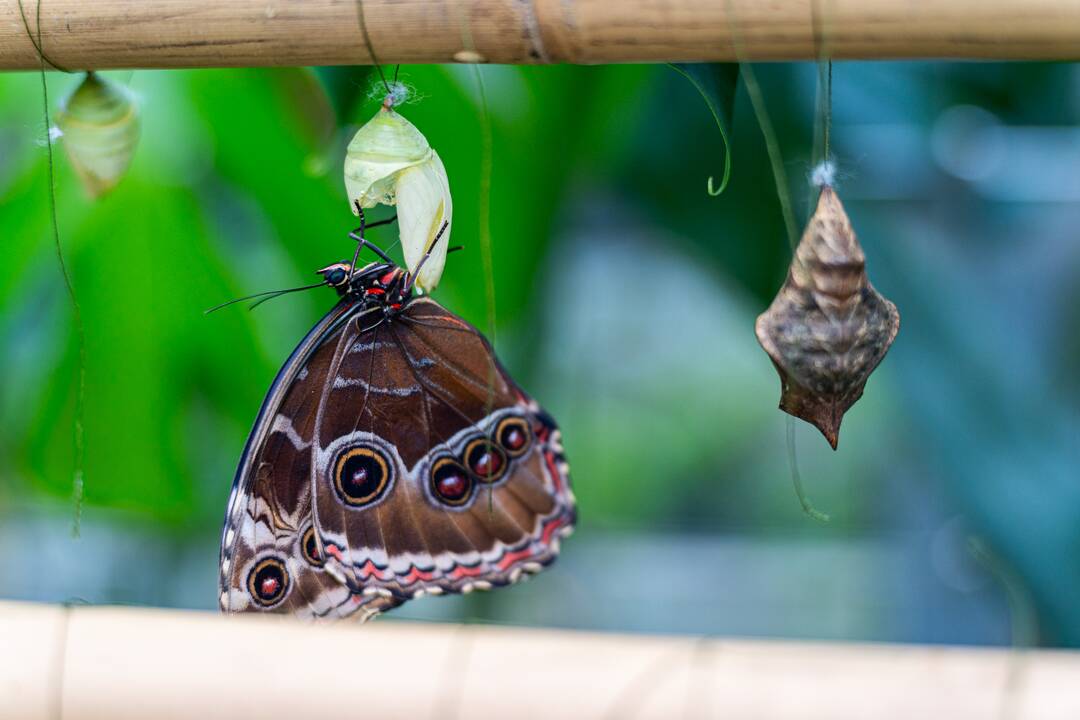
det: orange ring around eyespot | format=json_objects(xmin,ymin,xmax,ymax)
[
  {"xmin": 463, "ymin": 437, "xmax": 508, "ymax": 483},
  {"xmin": 430, "ymin": 456, "xmax": 473, "ymax": 507},
  {"xmin": 334, "ymin": 445, "xmax": 391, "ymax": 507},
  {"xmin": 300, "ymin": 526, "xmax": 325, "ymax": 568},
  {"xmin": 247, "ymin": 556, "xmax": 289, "ymax": 608},
  {"xmin": 495, "ymin": 416, "xmax": 532, "ymax": 458}
]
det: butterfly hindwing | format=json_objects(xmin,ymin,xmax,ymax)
[{"xmin": 310, "ymin": 297, "xmax": 575, "ymax": 599}]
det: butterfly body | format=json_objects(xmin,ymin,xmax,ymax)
[{"xmin": 218, "ymin": 255, "xmax": 575, "ymax": 621}]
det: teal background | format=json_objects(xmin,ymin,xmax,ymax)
[{"xmin": 0, "ymin": 62, "xmax": 1077, "ymax": 646}]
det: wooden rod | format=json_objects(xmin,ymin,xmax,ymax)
[
  {"xmin": 2, "ymin": 0, "xmax": 1080, "ymax": 71},
  {"xmin": 3, "ymin": 600, "xmax": 1080, "ymax": 719}
]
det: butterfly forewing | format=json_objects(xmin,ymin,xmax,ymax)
[{"xmin": 220, "ymin": 301, "xmax": 398, "ymax": 620}]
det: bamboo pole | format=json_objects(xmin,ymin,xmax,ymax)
[
  {"xmin": 1, "ymin": 0, "xmax": 1080, "ymax": 71},
  {"xmin": 3, "ymin": 600, "xmax": 1080, "ymax": 719}
]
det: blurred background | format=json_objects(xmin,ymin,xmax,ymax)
[{"xmin": 1, "ymin": 61, "xmax": 1077, "ymax": 647}]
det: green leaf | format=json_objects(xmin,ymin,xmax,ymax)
[{"xmin": 670, "ymin": 63, "xmax": 739, "ymax": 196}]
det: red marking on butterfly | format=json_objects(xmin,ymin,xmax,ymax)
[
  {"xmin": 437, "ymin": 472, "xmax": 468, "ymax": 499},
  {"xmin": 433, "ymin": 315, "xmax": 471, "ymax": 331},
  {"xmin": 326, "ymin": 544, "xmax": 345, "ymax": 562},
  {"xmin": 503, "ymin": 429, "xmax": 526, "ymax": 452},
  {"xmin": 449, "ymin": 564, "xmax": 487, "ymax": 580},
  {"xmin": 543, "ymin": 450, "xmax": 564, "ymax": 493},
  {"xmin": 379, "ymin": 269, "xmax": 397, "ymax": 285},
  {"xmin": 358, "ymin": 559, "xmax": 386, "ymax": 580},
  {"xmin": 471, "ymin": 449, "xmax": 502, "ymax": 477},
  {"xmin": 541, "ymin": 514, "xmax": 569, "ymax": 545},
  {"xmin": 261, "ymin": 577, "xmax": 280, "ymax": 597},
  {"xmin": 497, "ymin": 548, "xmax": 534, "ymax": 571},
  {"xmin": 365, "ymin": 288, "xmax": 386, "ymax": 296},
  {"xmin": 403, "ymin": 567, "xmax": 436, "ymax": 584}
]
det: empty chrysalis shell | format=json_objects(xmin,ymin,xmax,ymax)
[
  {"xmin": 755, "ymin": 186, "xmax": 900, "ymax": 449},
  {"xmin": 55, "ymin": 73, "xmax": 140, "ymax": 198},
  {"xmin": 344, "ymin": 107, "xmax": 453, "ymax": 292}
]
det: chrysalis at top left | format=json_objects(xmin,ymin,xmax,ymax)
[
  {"xmin": 344, "ymin": 106, "xmax": 452, "ymax": 293},
  {"xmin": 54, "ymin": 73, "xmax": 140, "ymax": 199}
]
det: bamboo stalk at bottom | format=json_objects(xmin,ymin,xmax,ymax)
[{"xmin": 2, "ymin": 600, "xmax": 1080, "ymax": 719}]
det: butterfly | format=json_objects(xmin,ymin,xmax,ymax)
[{"xmin": 217, "ymin": 217, "xmax": 575, "ymax": 621}]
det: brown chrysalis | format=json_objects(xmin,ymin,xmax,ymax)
[{"xmin": 755, "ymin": 186, "xmax": 899, "ymax": 449}]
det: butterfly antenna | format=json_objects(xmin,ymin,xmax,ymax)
[
  {"xmin": 204, "ymin": 281, "xmax": 327, "ymax": 314},
  {"xmin": 246, "ymin": 285, "xmax": 326, "ymax": 311}
]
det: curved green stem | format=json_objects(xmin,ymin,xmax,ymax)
[
  {"xmin": 788, "ymin": 418, "xmax": 830, "ymax": 523},
  {"xmin": 669, "ymin": 63, "xmax": 736, "ymax": 197}
]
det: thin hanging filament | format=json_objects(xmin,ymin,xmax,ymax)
[
  {"xmin": 810, "ymin": 0, "xmax": 835, "ymax": 198},
  {"xmin": 17, "ymin": 0, "xmax": 70, "ymax": 72},
  {"xmin": 811, "ymin": 0, "xmax": 834, "ymax": 165},
  {"xmin": 787, "ymin": 418, "xmax": 830, "ymax": 522},
  {"xmin": 739, "ymin": 63, "xmax": 799, "ymax": 253},
  {"xmin": 471, "ymin": 65, "xmax": 498, "ymax": 514},
  {"xmin": 727, "ymin": 0, "xmax": 830, "ymax": 522},
  {"xmin": 450, "ymin": 1, "xmax": 498, "ymax": 513},
  {"xmin": 355, "ymin": 0, "xmax": 390, "ymax": 93},
  {"xmin": 22, "ymin": 0, "xmax": 88, "ymax": 535},
  {"xmin": 473, "ymin": 66, "xmax": 496, "ymax": 362}
]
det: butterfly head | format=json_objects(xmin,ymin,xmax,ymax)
[
  {"xmin": 317, "ymin": 261, "xmax": 412, "ymax": 309},
  {"xmin": 207, "ymin": 257, "xmax": 409, "ymax": 316},
  {"xmin": 317, "ymin": 262, "xmax": 354, "ymax": 291}
]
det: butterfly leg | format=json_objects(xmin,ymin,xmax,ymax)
[
  {"xmin": 348, "ymin": 202, "xmax": 398, "ymax": 275},
  {"xmin": 350, "ymin": 200, "xmax": 398, "ymax": 233},
  {"xmin": 348, "ymin": 231, "xmax": 395, "ymax": 265},
  {"xmin": 347, "ymin": 204, "xmax": 369, "ymax": 282},
  {"xmin": 355, "ymin": 215, "xmax": 398, "ymax": 232}
]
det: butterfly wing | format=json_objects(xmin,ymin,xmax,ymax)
[
  {"xmin": 219, "ymin": 300, "xmax": 399, "ymax": 620},
  {"xmin": 220, "ymin": 295, "xmax": 575, "ymax": 618},
  {"xmin": 309, "ymin": 296, "xmax": 575, "ymax": 604}
]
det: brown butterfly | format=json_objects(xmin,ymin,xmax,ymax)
[{"xmin": 217, "ymin": 219, "xmax": 575, "ymax": 620}]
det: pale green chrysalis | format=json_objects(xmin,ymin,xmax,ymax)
[
  {"xmin": 55, "ymin": 73, "xmax": 140, "ymax": 198},
  {"xmin": 344, "ymin": 107, "xmax": 453, "ymax": 292}
]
